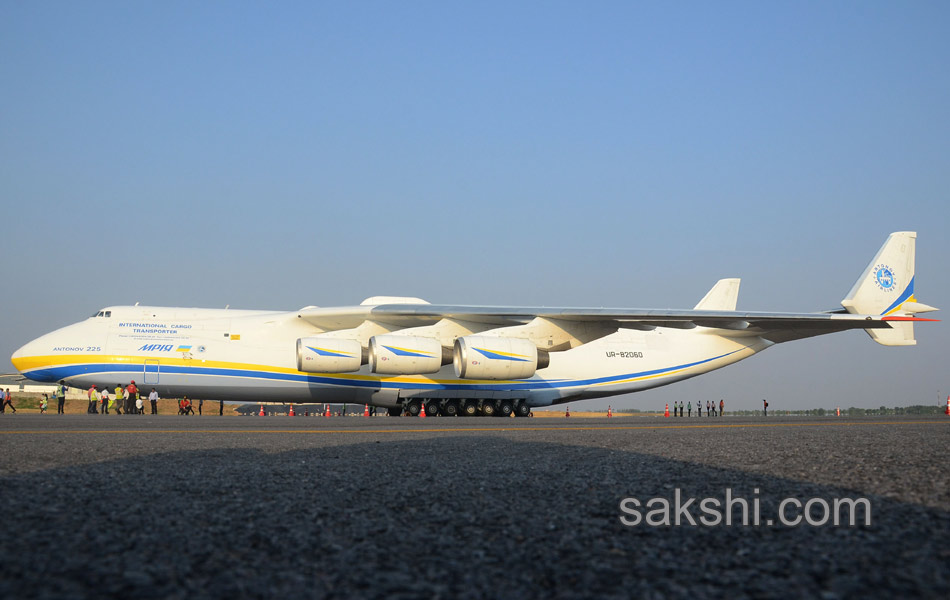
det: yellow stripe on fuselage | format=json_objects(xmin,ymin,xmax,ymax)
[{"xmin": 11, "ymin": 353, "xmax": 532, "ymax": 386}]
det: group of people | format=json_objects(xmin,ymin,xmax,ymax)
[
  {"xmin": 671, "ymin": 399, "xmax": 725, "ymax": 417},
  {"xmin": 83, "ymin": 380, "xmax": 160, "ymax": 415},
  {"xmin": 177, "ymin": 396, "xmax": 203, "ymax": 415},
  {"xmin": 4, "ymin": 381, "xmax": 224, "ymax": 415},
  {"xmin": 59, "ymin": 381, "xmax": 225, "ymax": 415},
  {"xmin": 0, "ymin": 388, "xmax": 15, "ymax": 413}
]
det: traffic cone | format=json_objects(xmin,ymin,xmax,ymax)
[
  {"xmin": 607, "ymin": 405, "xmax": 612, "ymax": 418},
  {"xmin": 259, "ymin": 404, "xmax": 265, "ymax": 417},
  {"xmin": 836, "ymin": 406, "xmax": 840, "ymax": 417},
  {"xmin": 289, "ymin": 404, "xmax": 295, "ymax": 417},
  {"xmin": 325, "ymin": 405, "xmax": 331, "ymax": 418},
  {"xmin": 419, "ymin": 402, "xmax": 427, "ymax": 418},
  {"xmin": 364, "ymin": 404, "xmax": 370, "ymax": 417},
  {"xmin": 664, "ymin": 403, "xmax": 669, "ymax": 418},
  {"xmin": 565, "ymin": 406, "xmax": 570, "ymax": 417}
]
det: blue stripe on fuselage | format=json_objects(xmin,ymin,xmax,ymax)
[{"xmin": 20, "ymin": 350, "xmax": 741, "ymax": 392}]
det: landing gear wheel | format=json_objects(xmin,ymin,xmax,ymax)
[
  {"xmin": 515, "ymin": 403, "xmax": 530, "ymax": 417},
  {"xmin": 424, "ymin": 400, "xmax": 440, "ymax": 417},
  {"xmin": 441, "ymin": 400, "xmax": 459, "ymax": 417},
  {"xmin": 461, "ymin": 400, "xmax": 477, "ymax": 417},
  {"xmin": 406, "ymin": 400, "xmax": 422, "ymax": 417},
  {"xmin": 480, "ymin": 401, "xmax": 496, "ymax": 417},
  {"xmin": 497, "ymin": 400, "xmax": 514, "ymax": 417}
]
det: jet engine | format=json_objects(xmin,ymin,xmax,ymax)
[
  {"xmin": 296, "ymin": 338, "xmax": 362, "ymax": 373},
  {"xmin": 453, "ymin": 336, "xmax": 549, "ymax": 380},
  {"xmin": 368, "ymin": 335, "xmax": 449, "ymax": 375}
]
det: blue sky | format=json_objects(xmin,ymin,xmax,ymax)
[{"xmin": 2, "ymin": 2, "xmax": 947, "ymax": 409}]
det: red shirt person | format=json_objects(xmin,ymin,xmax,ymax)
[{"xmin": 126, "ymin": 380, "xmax": 138, "ymax": 414}]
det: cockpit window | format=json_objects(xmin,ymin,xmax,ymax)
[
  {"xmin": 91, "ymin": 310, "xmax": 112, "ymax": 318},
  {"xmin": 105, "ymin": 311, "xmax": 111, "ymax": 317}
]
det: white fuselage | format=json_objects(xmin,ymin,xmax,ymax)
[{"xmin": 11, "ymin": 305, "xmax": 770, "ymax": 408}]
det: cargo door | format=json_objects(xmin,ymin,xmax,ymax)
[{"xmin": 144, "ymin": 360, "xmax": 160, "ymax": 384}]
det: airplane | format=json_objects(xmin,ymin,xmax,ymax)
[{"xmin": 10, "ymin": 231, "xmax": 938, "ymax": 417}]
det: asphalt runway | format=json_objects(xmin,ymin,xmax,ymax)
[{"xmin": 1, "ymin": 414, "xmax": 947, "ymax": 599}]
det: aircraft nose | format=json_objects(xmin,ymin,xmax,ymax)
[
  {"xmin": 12, "ymin": 340, "xmax": 32, "ymax": 367},
  {"xmin": 11, "ymin": 337, "xmax": 49, "ymax": 379}
]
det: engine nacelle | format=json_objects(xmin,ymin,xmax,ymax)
[
  {"xmin": 296, "ymin": 337, "xmax": 362, "ymax": 373},
  {"xmin": 454, "ymin": 336, "xmax": 548, "ymax": 380},
  {"xmin": 368, "ymin": 335, "xmax": 447, "ymax": 375}
]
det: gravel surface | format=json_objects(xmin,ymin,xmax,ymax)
[{"xmin": 1, "ymin": 415, "xmax": 947, "ymax": 599}]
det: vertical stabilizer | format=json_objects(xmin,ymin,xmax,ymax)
[
  {"xmin": 694, "ymin": 278, "xmax": 741, "ymax": 311},
  {"xmin": 841, "ymin": 232, "xmax": 917, "ymax": 346}
]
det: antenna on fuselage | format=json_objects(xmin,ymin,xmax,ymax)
[
  {"xmin": 225, "ymin": 305, "xmax": 230, "ymax": 309},
  {"xmin": 134, "ymin": 302, "xmax": 139, "ymax": 306}
]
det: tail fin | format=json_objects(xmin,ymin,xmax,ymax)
[
  {"xmin": 694, "ymin": 278, "xmax": 741, "ymax": 311},
  {"xmin": 841, "ymin": 231, "xmax": 934, "ymax": 346}
]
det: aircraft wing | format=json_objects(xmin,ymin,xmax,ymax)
[
  {"xmin": 297, "ymin": 303, "xmax": 924, "ymax": 342},
  {"xmin": 367, "ymin": 304, "xmax": 899, "ymax": 330}
]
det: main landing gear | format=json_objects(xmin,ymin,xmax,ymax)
[{"xmin": 390, "ymin": 399, "xmax": 532, "ymax": 417}]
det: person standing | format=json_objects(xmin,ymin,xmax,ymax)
[
  {"xmin": 763, "ymin": 399, "xmax": 768, "ymax": 416},
  {"xmin": 56, "ymin": 381, "xmax": 67, "ymax": 414},
  {"xmin": 87, "ymin": 385, "xmax": 99, "ymax": 414},
  {"xmin": 687, "ymin": 401, "xmax": 692, "ymax": 417},
  {"xmin": 198, "ymin": 398, "xmax": 204, "ymax": 416},
  {"xmin": 697, "ymin": 401, "xmax": 702, "ymax": 417},
  {"xmin": 100, "ymin": 387, "xmax": 110, "ymax": 415},
  {"xmin": 679, "ymin": 400, "xmax": 684, "ymax": 417},
  {"xmin": 113, "ymin": 384, "xmax": 123, "ymax": 415},
  {"xmin": 719, "ymin": 399, "xmax": 724, "ymax": 417},
  {"xmin": 149, "ymin": 388, "xmax": 158, "ymax": 414},
  {"xmin": 1, "ymin": 389, "xmax": 16, "ymax": 413},
  {"xmin": 126, "ymin": 381, "xmax": 138, "ymax": 414},
  {"xmin": 219, "ymin": 399, "xmax": 224, "ymax": 416}
]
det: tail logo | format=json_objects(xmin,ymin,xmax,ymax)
[{"xmin": 874, "ymin": 264, "xmax": 896, "ymax": 292}]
